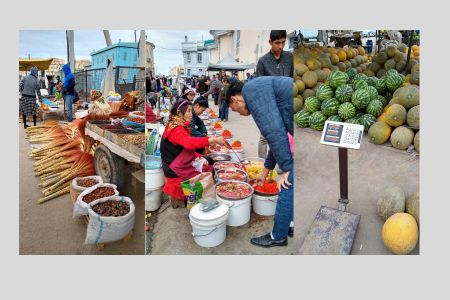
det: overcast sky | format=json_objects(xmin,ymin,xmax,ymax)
[{"xmin": 19, "ymin": 30, "xmax": 211, "ymax": 75}]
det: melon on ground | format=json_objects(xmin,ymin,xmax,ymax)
[
  {"xmin": 414, "ymin": 131, "xmax": 420, "ymax": 153},
  {"xmin": 377, "ymin": 186, "xmax": 406, "ymax": 221},
  {"xmin": 382, "ymin": 212, "xmax": 419, "ymax": 255},
  {"xmin": 406, "ymin": 192, "xmax": 420, "ymax": 225},
  {"xmin": 385, "ymin": 104, "xmax": 407, "ymax": 127},
  {"xmin": 390, "ymin": 126, "xmax": 414, "ymax": 150},
  {"xmin": 368, "ymin": 121, "xmax": 392, "ymax": 144},
  {"xmin": 294, "ymin": 96, "xmax": 303, "ymax": 113},
  {"xmin": 407, "ymin": 105, "xmax": 420, "ymax": 129},
  {"xmin": 398, "ymin": 85, "xmax": 420, "ymax": 109}
]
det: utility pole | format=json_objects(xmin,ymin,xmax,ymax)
[{"xmin": 66, "ymin": 30, "xmax": 75, "ymax": 72}]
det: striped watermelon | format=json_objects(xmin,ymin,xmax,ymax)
[
  {"xmin": 366, "ymin": 86, "xmax": 378, "ymax": 100},
  {"xmin": 328, "ymin": 71, "xmax": 349, "ymax": 89},
  {"xmin": 354, "ymin": 73, "xmax": 368, "ymax": 82},
  {"xmin": 361, "ymin": 114, "xmax": 377, "ymax": 132},
  {"xmin": 338, "ymin": 102, "xmax": 357, "ymax": 120},
  {"xmin": 304, "ymin": 96, "xmax": 322, "ymax": 113},
  {"xmin": 385, "ymin": 69, "xmax": 403, "ymax": 91},
  {"xmin": 316, "ymin": 84, "xmax": 334, "ymax": 101},
  {"xmin": 309, "ymin": 111, "xmax": 327, "ymax": 131},
  {"xmin": 328, "ymin": 115, "xmax": 343, "ymax": 122},
  {"xmin": 294, "ymin": 110, "xmax": 311, "ymax": 128},
  {"xmin": 346, "ymin": 68, "xmax": 358, "ymax": 80},
  {"xmin": 367, "ymin": 77, "xmax": 378, "ymax": 87},
  {"xmin": 335, "ymin": 84, "xmax": 354, "ymax": 103},
  {"xmin": 376, "ymin": 95, "xmax": 388, "ymax": 106},
  {"xmin": 375, "ymin": 77, "xmax": 387, "ymax": 94},
  {"xmin": 366, "ymin": 99, "xmax": 384, "ymax": 117},
  {"xmin": 321, "ymin": 98, "xmax": 340, "ymax": 117},
  {"xmin": 384, "ymin": 91, "xmax": 393, "ymax": 101},
  {"xmin": 351, "ymin": 88, "xmax": 371, "ymax": 110},
  {"xmin": 352, "ymin": 79, "xmax": 369, "ymax": 91},
  {"xmin": 345, "ymin": 118, "xmax": 361, "ymax": 125}
]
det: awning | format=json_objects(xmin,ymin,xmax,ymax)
[
  {"xmin": 19, "ymin": 58, "xmax": 54, "ymax": 71},
  {"xmin": 207, "ymin": 53, "xmax": 255, "ymax": 71}
]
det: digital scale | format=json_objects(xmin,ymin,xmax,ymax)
[{"xmin": 299, "ymin": 121, "xmax": 364, "ymax": 255}]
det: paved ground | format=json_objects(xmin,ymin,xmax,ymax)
[
  {"xmin": 19, "ymin": 124, "xmax": 145, "ymax": 255},
  {"xmin": 146, "ymin": 101, "xmax": 296, "ymax": 255},
  {"xmin": 294, "ymin": 128, "xmax": 420, "ymax": 255}
]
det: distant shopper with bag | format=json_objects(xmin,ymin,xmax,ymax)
[{"xmin": 19, "ymin": 66, "xmax": 41, "ymax": 128}]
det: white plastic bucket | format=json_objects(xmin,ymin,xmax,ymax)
[
  {"xmin": 145, "ymin": 168, "xmax": 165, "ymax": 190},
  {"xmin": 216, "ymin": 195, "xmax": 252, "ymax": 227},
  {"xmin": 252, "ymin": 194, "xmax": 279, "ymax": 216},
  {"xmin": 189, "ymin": 203, "xmax": 229, "ymax": 247},
  {"xmin": 145, "ymin": 187, "xmax": 163, "ymax": 211},
  {"xmin": 229, "ymin": 149, "xmax": 245, "ymax": 163}
]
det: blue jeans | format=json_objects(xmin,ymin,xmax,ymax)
[
  {"xmin": 64, "ymin": 94, "xmax": 75, "ymax": 122},
  {"xmin": 272, "ymin": 169, "xmax": 294, "ymax": 240},
  {"xmin": 220, "ymin": 99, "xmax": 229, "ymax": 120}
]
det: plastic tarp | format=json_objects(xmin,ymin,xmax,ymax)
[
  {"xmin": 101, "ymin": 59, "xmax": 115, "ymax": 96},
  {"xmin": 207, "ymin": 53, "xmax": 255, "ymax": 71},
  {"xmin": 19, "ymin": 58, "xmax": 53, "ymax": 71}
]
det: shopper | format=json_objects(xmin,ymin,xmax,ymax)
[
  {"xmin": 19, "ymin": 66, "xmax": 41, "ymax": 128},
  {"xmin": 202, "ymin": 76, "xmax": 223, "ymax": 106},
  {"xmin": 191, "ymin": 96, "xmax": 209, "ymax": 137},
  {"xmin": 219, "ymin": 77, "xmax": 230, "ymax": 121},
  {"xmin": 226, "ymin": 77, "xmax": 293, "ymax": 247},
  {"xmin": 160, "ymin": 99, "xmax": 230, "ymax": 208},
  {"xmin": 61, "ymin": 64, "xmax": 77, "ymax": 122},
  {"xmin": 255, "ymin": 30, "xmax": 294, "ymax": 161},
  {"xmin": 180, "ymin": 88, "xmax": 195, "ymax": 102}
]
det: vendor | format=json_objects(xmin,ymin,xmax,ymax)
[
  {"xmin": 160, "ymin": 99, "xmax": 230, "ymax": 208},
  {"xmin": 226, "ymin": 77, "xmax": 293, "ymax": 248}
]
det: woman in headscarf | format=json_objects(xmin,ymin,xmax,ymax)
[
  {"xmin": 160, "ymin": 98, "xmax": 230, "ymax": 208},
  {"xmin": 62, "ymin": 64, "xmax": 77, "ymax": 122},
  {"xmin": 19, "ymin": 66, "xmax": 41, "ymax": 128}
]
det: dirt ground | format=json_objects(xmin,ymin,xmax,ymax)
[
  {"xmin": 19, "ymin": 124, "xmax": 145, "ymax": 255},
  {"xmin": 294, "ymin": 128, "xmax": 420, "ymax": 255},
  {"xmin": 146, "ymin": 102, "xmax": 296, "ymax": 255}
]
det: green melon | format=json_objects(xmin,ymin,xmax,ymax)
[
  {"xmin": 346, "ymin": 68, "xmax": 358, "ymax": 80},
  {"xmin": 393, "ymin": 86, "xmax": 403, "ymax": 98},
  {"xmin": 295, "ymin": 64, "xmax": 309, "ymax": 76},
  {"xmin": 377, "ymin": 186, "xmax": 406, "ymax": 221},
  {"xmin": 368, "ymin": 121, "xmax": 392, "ymax": 144},
  {"xmin": 398, "ymin": 85, "xmax": 420, "ymax": 109},
  {"xmin": 375, "ymin": 77, "xmax": 387, "ymax": 94},
  {"xmin": 302, "ymin": 89, "xmax": 315, "ymax": 100},
  {"xmin": 390, "ymin": 126, "xmax": 414, "ymax": 150},
  {"xmin": 335, "ymin": 84, "xmax": 354, "ymax": 103},
  {"xmin": 406, "ymin": 192, "xmax": 420, "ymax": 225},
  {"xmin": 397, "ymin": 43, "xmax": 407, "ymax": 53},
  {"xmin": 316, "ymin": 84, "xmax": 334, "ymax": 101},
  {"xmin": 367, "ymin": 77, "xmax": 378, "ymax": 87},
  {"xmin": 293, "ymin": 96, "xmax": 303, "ymax": 113},
  {"xmin": 354, "ymin": 73, "xmax": 368, "ymax": 82},
  {"xmin": 374, "ymin": 52, "xmax": 388, "ymax": 65},
  {"xmin": 309, "ymin": 111, "xmax": 327, "ymax": 131},
  {"xmin": 368, "ymin": 62, "xmax": 381, "ymax": 73},
  {"xmin": 321, "ymin": 98, "xmax": 340, "ymax": 117},
  {"xmin": 327, "ymin": 115, "xmax": 343, "ymax": 122},
  {"xmin": 385, "ymin": 69, "xmax": 403, "ymax": 91},
  {"xmin": 396, "ymin": 60, "xmax": 406, "ymax": 72},
  {"xmin": 366, "ymin": 99, "xmax": 384, "ymax": 117},
  {"xmin": 338, "ymin": 102, "xmax": 356, "ymax": 120},
  {"xmin": 351, "ymin": 88, "xmax": 371, "ymax": 110},
  {"xmin": 377, "ymin": 68, "xmax": 386, "ymax": 78},
  {"xmin": 414, "ymin": 131, "xmax": 420, "ymax": 153},
  {"xmin": 384, "ymin": 91, "xmax": 393, "ymax": 101},
  {"xmin": 384, "ymin": 59, "xmax": 396, "ymax": 70},
  {"xmin": 337, "ymin": 62, "xmax": 347, "ymax": 71},
  {"xmin": 407, "ymin": 105, "xmax": 420, "ymax": 129},
  {"xmin": 385, "ymin": 104, "xmax": 407, "ymax": 127},
  {"xmin": 303, "ymin": 70, "xmax": 318, "ymax": 88},
  {"xmin": 352, "ymin": 79, "xmax": 368, "ymax": 91},
  {"xmin": 361, "ymin": 114, "xmax": 377, "ymax": 132},
  {"xmin": 328, "ymin": 70, "xmax": 349, "ymax": 89},
  {"xmin": 304, "ymin": 96, "xmax": 321, "ymax": 113},
  {"xmin": 366, "ymin": 86, "xmax": 378, "ymax": 100},
  {"xmin": 376, "ymin": 95, "xmax": 388, "ymax": 107},
  {"xmin": 386, "ymin": 45, "xmax": 397, "ymax": 58},
  {"xmin": 294, "ymin": 110, "xmax": 311, "ymax": 128},
  {"xmin": 410, "ymin": 63, "xmax": 420, "ymax": 85},
  {"xmin": 315, "ymin": 69, "xmax": 326, "ymax": 82},
  {"xmin": 388, "ymin": 96, "xmax": 401, "ymax": 106},
  {"xmin": 394, "ymin": 51, "xmax": 406, "ymax": 63}
]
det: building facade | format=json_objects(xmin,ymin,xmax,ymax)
[{"xmin": 181, "ymin": 36, "xmax": 210, "ymax": 77}]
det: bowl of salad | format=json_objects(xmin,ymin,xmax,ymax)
[
  {"xmin": 215, "ymin": 181, "xmax": 254, "ymax": 201},
  {"xmin": 215, "ymin": 168, "xmax": 248, "ymax": 183}
]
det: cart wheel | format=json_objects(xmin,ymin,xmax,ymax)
[{"xmin": 94, "ymin": 144, "xmax": 125, "ymax": 189}]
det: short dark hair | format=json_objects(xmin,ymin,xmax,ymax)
[
  {"xmin": 226, "ymin": 80, "xmax": 244, "ymax": 106},
  {"xmin": 170, "ymin": 98, "xmax": 192, "ymax": 116},
  {"xmin": 270, "ymin": 30, "xmax": 287, "ymax": 41},
  {"xmin": 193, "ymin": 96, "xmax": 209, "ymax": 108}
]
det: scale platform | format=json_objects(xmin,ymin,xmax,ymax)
[{"xmin": 299, "ymin": 206, "xmax": 360, "ymax": 255}]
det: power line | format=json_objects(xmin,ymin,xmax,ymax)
[{"xmin": 154, "ymin": 44, "xmax": 182, "ymax": 51}]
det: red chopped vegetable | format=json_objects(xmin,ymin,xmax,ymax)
[
  {"xmin": 222, "ymin": 129, "xmax": 232, "ymax": 137},
  {"xmin": 254, "ymin": 180, "xmax": 279, "ymax": 194}
]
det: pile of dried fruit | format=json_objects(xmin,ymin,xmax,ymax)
[
  {"xmin": 92, "ymin": 200, "xmax": 130, "ymax": 217},
  {"xmin": 127, "ymin": 117, "xmax": 145, "ymax": 124},
  {"xmin": 82, "ymin": 187, "xmax": 116, "ymax": 203},
  {"xmin": 100, "ymin": 124, "xmax": 124, "ymax": 130},
  {"xmin": 77, "ymin": 178, "xmax": 98, "ymax": 188},
  {"xmin": 132, "ymin": 111, "xmax": 145, "ymax": 116},
  {"xmin": 121, "ymin": 134, "xmax": 146, "ymax": 147}
]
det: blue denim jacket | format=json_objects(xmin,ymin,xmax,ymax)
[{"xmin": 242, "ymin": 76, "xmax": 293, "ymax": 172}]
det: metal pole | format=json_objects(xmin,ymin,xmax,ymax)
[
  {"xmin": 338, "ymin": 147, "xmax": 349, "ymax": 206},
  {"xmin": 405, "ymin": 30, "xmax": 414, "ymax": 75},
  {"xmin": 84, "ymin": 70, "xmax": 88, "ymax": 103}
]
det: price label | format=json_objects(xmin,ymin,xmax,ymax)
[{"xmin": 320, "ymin": 121, "xmax": 364, "ymax": 150}]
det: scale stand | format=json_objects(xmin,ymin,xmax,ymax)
[{"xmin": 299, "ymin": 122, "xmax": 363, "ymax": 255}]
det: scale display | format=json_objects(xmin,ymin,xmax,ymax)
[{"xmin": 320, "ymin": 121, "xmax": 364, "ymax": 150}]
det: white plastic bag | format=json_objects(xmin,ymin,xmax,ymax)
[
  {"xmin": 71, "ymin": 176, "xmax": 103, "ymax": 193},
  {"xmin": 85, "ymin": 196, "xmax": 135, "ymax": 245},
  {"xmin": 73, "ymin": 183, "xmax": 119, "ymax": 217}
]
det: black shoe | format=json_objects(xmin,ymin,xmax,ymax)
[
  {"xmin": 24, "ymin": 124, "xmax": 30, "ymax": 129},
  {"xmin": 288, "ymin": 226, "xmax": 294, "ymax": 237},
  {"xmin": 250, "ymin": 233, "xmax": 287, "ymax": 248}
]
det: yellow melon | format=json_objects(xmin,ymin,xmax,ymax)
[
  {"xmin": 346, "ymin": 49, "xmax": 354, "ymax": 59},
  {"xmin": 330, "ymin": 54, "xmax": 339, "ymax": 65},
  {"xmin": 337, "ymin": 50, "xmax": 347, "ymax": 62},
  {"xmin": 382, "ymin": 213, "xmax": 418, "ymax": 255},
  {"xmin": 357, "ymin": 46, "xmax": 365, "ymax": 55}
]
